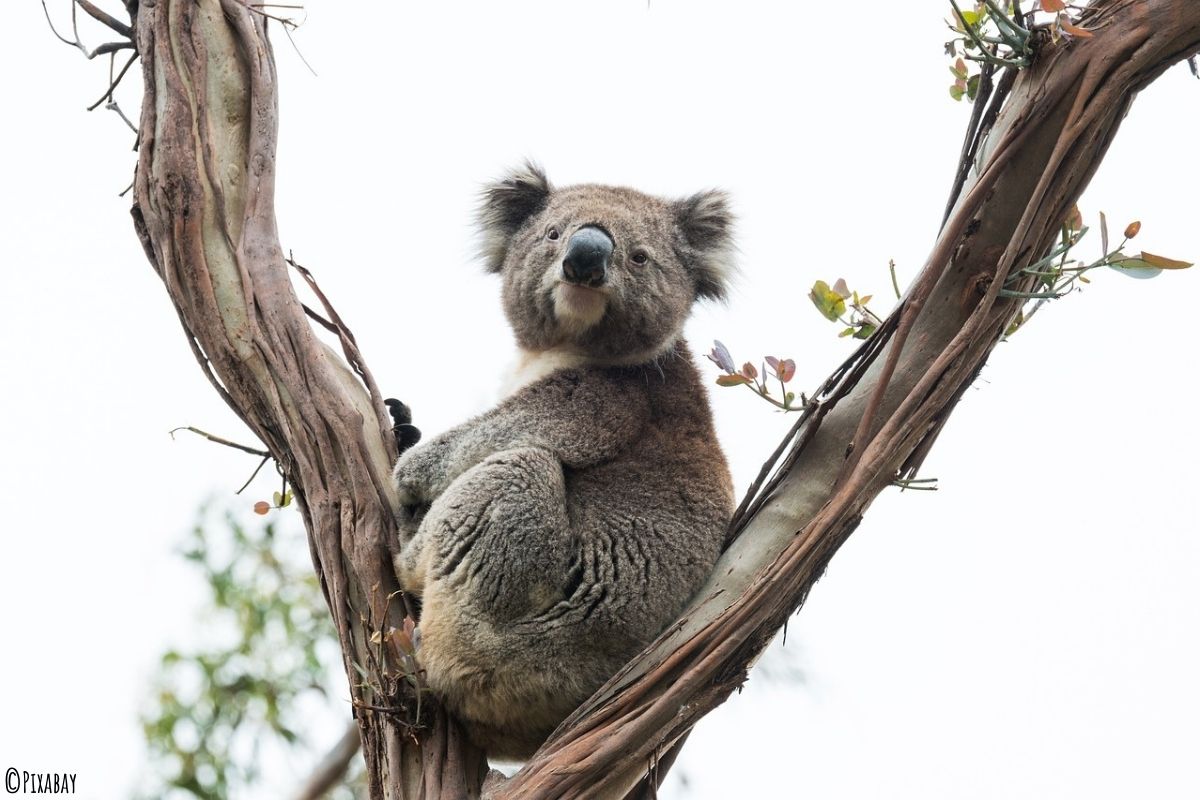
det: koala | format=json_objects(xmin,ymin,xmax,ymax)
[{"xmin": 392, "ymin": 164, "xmax": 735, "ymax": 759}]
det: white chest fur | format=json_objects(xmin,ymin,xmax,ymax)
[{"xmin": 499, "ymin": 348, "xmax": 595, "ymax": 398}]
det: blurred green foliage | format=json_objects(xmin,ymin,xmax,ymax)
[{"xmin": 137, "ymin": 508, "xmax": 363, "ymax": 799}]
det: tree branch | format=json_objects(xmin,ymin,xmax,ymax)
[
  {"xmin": 130, "ymin": 2, "xmax": 483, "ymax": 797},
  {"xmin": 290, "ymin": 721, "xmax": 362, "ymax": 800},
  {"xmin": 500, "ymin": 2, "xmax": 1200, "ymax": 796}
]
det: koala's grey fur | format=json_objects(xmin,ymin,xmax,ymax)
[{"xmin": 393, "ymin": 164, "xmax": 735, "ymax": 759}]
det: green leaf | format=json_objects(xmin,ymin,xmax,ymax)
[
  {"xmin": 272, "ymin": 491, "xmax": 282, "ymax": 507},
  {"xmin": 853, "ymin": 323, "xmax": 878, "ymax": 340},
  {"xmin": 809, "ymin": 280, "xmax": 847, "ymax": 321},
  {"xmin": 1099, "ymin": 210, "xmax": 1109, "ymax": 255},
  {"xmin": 1108, "ymin": 258, "xmax": 1161, "ymax": 279},
  {"xmin": 966, "ymin": 73, "xmax": 980, "ymax": 101},
  {"xmin": 838, "ymin": 327, "xmax": 856, "ymax": 338},
  {"xmin": 950, "ymin": 84, "xmax": 965, "ymax": 101}
]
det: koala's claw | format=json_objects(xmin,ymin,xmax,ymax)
[
  {"xmin": 385, "ymin": 397, "xmax": 412, "ymax": 425},
  {"xmin": 385, "ymin": 398, "xmax": 422, "ymax": 454}
]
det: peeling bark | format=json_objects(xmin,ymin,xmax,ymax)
[
  {"xmin": 132, "ymin": 1, "xmax": 485, "ymax": 796},
  {"xmin": 123, "ymin": 1, "xmax": 1200, "ymax": 799}
]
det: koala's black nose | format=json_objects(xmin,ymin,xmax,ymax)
[{"xmin": 562, "ymin": 226, "xmax": 613, "ymax": 288}]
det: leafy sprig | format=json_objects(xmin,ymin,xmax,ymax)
[
  {"xmin": 1005, "ymin": 208, "xmax": 1193, "ymax": 336},
  {"xmin": 707, "ymin": 340, "xmax": 806, "ymax": 411},
  {"xmin": 945, "ymin": 1, "xmax": 1096, "ymax": 102},
  {"xmin": 809, "ymin": 278, "xmax": 886, "ymax": 341}
]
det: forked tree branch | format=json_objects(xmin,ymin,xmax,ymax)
[{"xmin": 114, "ymin": 1, "xmax": 1200, "ymax": 798}]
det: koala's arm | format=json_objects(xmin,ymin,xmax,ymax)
[{"xmin": 394, "ymin": 369, "xmax": 649, "ymax": 505}]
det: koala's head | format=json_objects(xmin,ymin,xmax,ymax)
[{"xmin": 478, "ymin": 163, "xmax": 735, "ymax": 362}]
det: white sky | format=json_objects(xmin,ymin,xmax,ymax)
[{"xmin": 2, "ymin": 2, "xmax": 1198, "ymax": 798}]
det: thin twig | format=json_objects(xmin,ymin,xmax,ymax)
[
  {"xmin": 943, "ymin": 52, "xmax": 996, "ymax": 226},
  {"xmin": 87, "ymin": 51, "xmax": 138, "ymax": 110},
  {"xmin": 236, "ymin": 455, "xmax": 273, "ymax": 495},
  {"xmin": 285, "ymin": 254, "xmax": 396, "ymax": 467},
  {"xmin": 41, "ymin": 0, "xmax": 80, "ymax": 49},
  {"xmin": 106, "ymin": 101, "xmax": 138, "ymax": 134},
  {"xmin": 240, "ymin": 0, "xmax": 304, "ymax": 29},
  {"xmin": 77, "ymin": 0, "xmax": 133, "ymax": 38},
  {"xmin": 42, "ymin": 0, "xmax": 137, "ymax": 60},
  {"xmin": 168, "ymin": 426, "xmax": 270, "ymax": 457},
  {"xmin": 282, "ymin": 22, "xmax": 318, "ymax": 77},
  {"xmin": 300, "ymin": 303, "xmax": 339, "ymax": 335}
]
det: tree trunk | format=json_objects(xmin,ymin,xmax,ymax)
[
  {"xmin": 131, "ymin": 2, "xmax": 485, "ymax": 796},
  {"xmin": 124, "ymin": 1, "xmax": 1200, "ymax": 798}
]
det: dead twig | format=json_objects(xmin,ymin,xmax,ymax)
[
  {"xmin": 168, "ymin": 426, "xmax": 277, "ymax": 494},
  {"xmin": 87, "ymin": 50, "xmax": 138, "ymax": 110},
  {"xmin": 286, "ymin": 253, "xmax": 392, "ymax": 444},
  {"xmin": 235, "ymin": 455, "xmax": 273, "ymax": 495},
  {"xmin": 168, "ymin": 426, "xmax": 270, "ymax": 458},
  {"xmin": 42, "ymin": 0, "xmax": 136, "ymax": 60}
]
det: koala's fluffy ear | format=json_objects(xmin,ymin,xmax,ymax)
[
  {"xmin": 478, "ymin": 162, "xmax": 553, "ymax": 272},
  {"xmin": 676, "ymin": 189, "xmax": 736, "ymax": 301}
]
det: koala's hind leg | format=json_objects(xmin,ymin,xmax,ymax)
[
  {"xmin": 400, "ymin": 446, "xmax": 574, "ymax": 619},
  {"xmin": 400, "ymin": 446, "xmax": 582, "ymax": 756}
]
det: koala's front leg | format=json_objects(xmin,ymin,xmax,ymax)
[
  {"xmin": 393, "ymin": 368, "xmax": 648, "ymax": 512},
  {"xmin": 391, "ymin": 428, "xmax": 467, "ymax": 511}
]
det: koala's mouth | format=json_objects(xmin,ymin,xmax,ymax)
[{"xmin": 552, "ymin": 282, "xmax": 608, "ymax": 330}]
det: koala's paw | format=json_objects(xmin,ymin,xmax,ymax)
[
  {"xmin": 392, "ymin": 437, "xmax": 453, "ymax": 511},
  {"xmin": 392, "ymin": 457, "xmax": 428, "ymax": 510}
]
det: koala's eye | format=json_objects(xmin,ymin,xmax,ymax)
[
  {"xmin": 547, "ymin": 227, "xmax": 560, "ymax": 241},
  {"xmin": 630, "ymin": 249, "xmax": 649, "ymax": 265}
]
